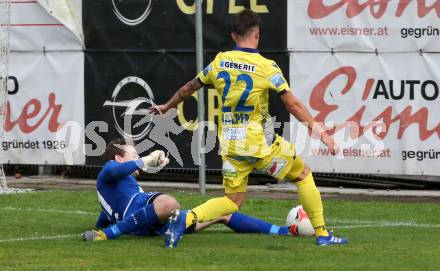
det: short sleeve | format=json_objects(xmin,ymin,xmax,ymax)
[
  {"xmin": 196, "ymin": 53, "xmax": 223, "ymax": 86},
  {"xmin": 267, "ymin": 61, "xmax": 290, "ymax": 94},
  {"xmin": 196, "ymin": 61, "xmax": 214, "ymax": 85}
]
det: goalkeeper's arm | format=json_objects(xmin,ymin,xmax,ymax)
[
  {"xmin": 139, "ymin": 150, "xmax": 169, "ymax": 172},
  {"xmin": 102, "ymin": 150, "xmax": 169, "ymax": 182},
  {"xmin": 101, "ymin": 160, "xmax": 143, "ymax": 182}
]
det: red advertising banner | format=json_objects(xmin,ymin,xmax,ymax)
[
  {"xmin": 290, "ymin": 52, "xmax": 440, "ymax": 175},
  {"xmin": 3, "ymin": 52, "xmax": 85, "ymax": 165},
  {"xmin": 288, "ymin": 0, "xmax": 440, "ymax": 52}
]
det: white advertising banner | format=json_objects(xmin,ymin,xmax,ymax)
[
  {"xmin": 2, "ymin": 51, "xmax": 85, "ymax": 165},
  {"xmin": 289, "ymin": 52, "xmax": 440, "ymax": 175},
  {"xmin": 37, "ymin": 0, "xmax": 84, "ymax": 43},
  {"xmin": 11, "ymin": 0, "xmax": 82, "ymax": 51},
  {"xmin": 288, "ymin": 0, "xmax": 440, "ymax": 52}
]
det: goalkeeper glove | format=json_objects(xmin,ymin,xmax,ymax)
[{"xmin": 140, "ymin": 150, "xmax": 169, "ymax": 172}]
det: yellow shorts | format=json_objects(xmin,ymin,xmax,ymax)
[{"xmin": 221, "ymin": 135, "xmax": 305, "ymax": 193}]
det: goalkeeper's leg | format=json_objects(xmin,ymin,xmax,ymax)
[
  {"xmin": 95, "ymin": 210, "xmax": 113, "ymax": 228},
  {"xmin": 84, "ymin": 194, "xmax": 179, "ymax": 241},
  {"xmin": 105, "ymin": 195, "xmax": 179, "ymax": 239},
  {"xmin": 84, "ymin": 204, "xmax": 162, "ymax": 241}
]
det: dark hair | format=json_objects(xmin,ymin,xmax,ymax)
[
  {"xmin": 230, "ymin": 9, "xmax": 261, "ymax": 36},
  {"xmin": 102, "ymin": 138, "xmax": 127, "ymax": 162}
]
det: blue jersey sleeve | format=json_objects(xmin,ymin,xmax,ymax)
[{"xmin": 100, "ymin": 160, "xmax": 144, "ymax": 183}]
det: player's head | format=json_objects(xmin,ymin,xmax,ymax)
[
  {"xmin": 230, "ymin": 9, "xmax": 261, "ymax": 47},
  {"xmin": 103, "ymin": 138, "xmax": 140, "ymax": 163},
  {"xmin": 103, "ymin": 138, "xmax": 141, "ymax": 176}
]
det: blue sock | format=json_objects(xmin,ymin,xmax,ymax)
[
  {"xmin": 103, "ymin": 204, "xmax": 159, "ymax": 239},
  {"xmin": 226, "ymin": 212, "xmax": 289, "ymax": 235}
]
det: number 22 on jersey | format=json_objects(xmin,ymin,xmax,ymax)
[{"xmin": 217, "ymin": 71, "xmax": 255, "ymax": 113}]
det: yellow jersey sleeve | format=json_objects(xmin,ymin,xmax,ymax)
[
  {"xmin": 196, "ymin": 63, "xmax": 213, "ymax": 85},
  {"xmin": 267, "ymin": 61, "xmax": 290, "ymax": 94},
  {"xmin": 196, "ymin": 53, "xmax": 221, "ymax": 85}
]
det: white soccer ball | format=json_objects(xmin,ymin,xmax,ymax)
[{"xmin": 286, "ymin": 205, "xmax": 315, "ymax": 237}]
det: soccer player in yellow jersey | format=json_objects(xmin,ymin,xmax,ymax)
[{"xmin": 150, "ymin": 9, "xmax": 347, "ymax": 247}]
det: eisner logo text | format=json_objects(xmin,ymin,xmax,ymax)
[
  {"xmin": 310, "ymin": 66, "xmax": 440, "ymax": 141},
  {"xmin": 308, "ymin": 0, "xmax": 440, "ymax": 19}
]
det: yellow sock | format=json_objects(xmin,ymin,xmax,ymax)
[
  {"xmin": 295, "ymin": 171, "xmax": 329, "ymax": 237},
  {"xmin": 185, "ymin": 211, "xmax": 198, "ymax": 228},
  {"xmin": 185, "ymin": 196, "xmax": 239, "ymax": 228}
]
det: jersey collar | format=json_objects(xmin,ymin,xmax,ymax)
[{"xmin": 233, "ymin": 46, "xmax": 259, "ymax": 53}]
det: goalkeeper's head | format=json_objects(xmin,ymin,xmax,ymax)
[{"xmin": 102, "ymin": 138, "xmax": 141, "ymax": 176}]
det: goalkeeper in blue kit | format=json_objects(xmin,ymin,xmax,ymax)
[
  {"xmin": 82, "ymin": 138, "xmax": 304, "ymax": 241},
  {"xmin": 82, "ymin": 138, "xmax": 176, "ymax": 240}
]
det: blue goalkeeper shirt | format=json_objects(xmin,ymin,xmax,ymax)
[{"xmin": 96, "ymin": 159, "xmax": 145, "ymax": 221}]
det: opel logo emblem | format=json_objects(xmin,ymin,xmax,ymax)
[
  {"xmin": 103, "ymin": 76, "xmax": 155, "ymax": 141},
  {"xmin": 112, "ymin": 0, "xmax": 153, "ymax": 26}
]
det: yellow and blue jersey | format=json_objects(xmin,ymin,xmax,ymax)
[{"xmin": 196, "ymin": 47, "xmax": 290, "ymax": 158}]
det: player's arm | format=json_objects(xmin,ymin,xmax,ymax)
[
  {"xmin": 149, "ymin": 78, "xmax": 203, "ymax": 115},
  {"xmin": 279, "ymin": 91, "xmax": 339, "ymax": 155},
  {"xmin": 102, "ymin": 151, "xmax": 169, "ymax": 182},
  {"xmin": 149, "ymin": 57, "xmax": 216, "ymax": 115},
  {"xmin": 101, "ymin": 160, "xmax": 143, "ymax": 182},
  {"xmin": 266, "ymin": 62, "xmax": 338, "ymax": 155}
]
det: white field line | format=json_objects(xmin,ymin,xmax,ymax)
[
  {"xmin": 333, "ymin": 223, "xmax": 440, "ymax": 229},
  {"xmin": 0, "ymin": 234, "xmax": 79, "ymax": 243},
  {"xmin": 202, "ymin": 222, "xmax": 440, "ymax": 232},
  {"xmin": 0, "ymin": 206, "xmax": 96, "ymax": 216},
  {"xmin": 1, "ymin": 207, "xmax": 439, "ymax": 232},
  {"xmin": 0, "ymin": 223, "xmax": 438, "ymax": 243},
  {"xmin": 2, "ymin": 219, "xmax": 439, "ymax": 242},
  {"xmin": 2, "ymin": 207, "xmax": 439, "ymax": 228},
  {"xmin": 265, "ymin": 217, "xmax": 440, "ymax": 228}
]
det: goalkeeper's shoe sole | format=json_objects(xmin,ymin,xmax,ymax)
[
  {"xmin": 316, "ymin": 233, "xmax": 348, "ymax": 246},
  {"xmin": 82, "ymin": 230, "xmax": 108, "ymax": 241},
  {"xmin": 164, "ymin": 209, "xmax": 187, "ymax": 248}
]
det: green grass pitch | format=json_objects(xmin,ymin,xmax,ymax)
[{"xmin": 0, "ymin": 191, "xmax": 439, "ymax": 271}]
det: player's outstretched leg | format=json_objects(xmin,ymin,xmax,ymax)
[
  {"xmin": 289, "ymin": 165, "xmax": 348, "ymax": 245},
  {"xmin": 106, "ymin": 204, "xmax": 159, "ymax": 239},
  {"xmin": 226, "ymin": 212, "xmax": 294, "ymax": 236},
  {"xmin": 192, "ymin": 212, "xmax": 300, "ymax": 236},
  {"xmin": 83, "ymin": 204, "xmax": 159, "ymax": 241}
]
